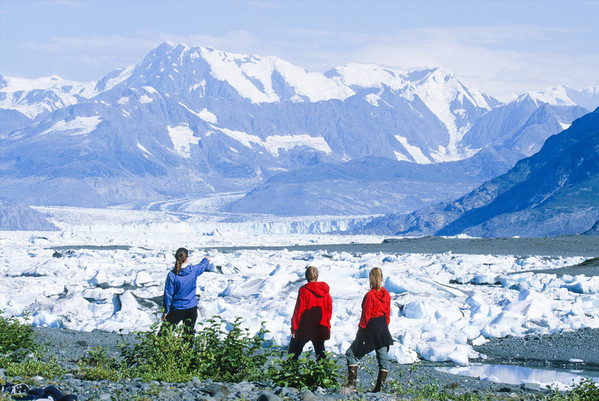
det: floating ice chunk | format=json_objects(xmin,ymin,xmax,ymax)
[
  {"xmin": 97, "ymin": 290, "xmax": 154, "ymax": 332},
  {"xmin": 32, "ymin": 311, "xmax": 60, "ymax": 328},
  {"xmin": 404, "ymin": 300, "xmax": 436, "ymax": 320},
  {"xmin": 134, "ymin": 271, "xmax": 153, "ymax": 286},
  {"xmin": 417, "ymin": 342, "xmax": 471, "ymax": 365},
  {"xmin": 384, "ymin": 276, "xmax": 409, "ymax": 294},
  {"xmin": 472, "ymin": 273, "xmax": 497, "ymax": 285},
  {"xmin": 448, "ymin": 345, "xmax": 471, "ymax": 365},
  {"xmin": 389, "ymin": 343, "xmax": 419, "ymax": 364},
  {"xmin": 220, "ymin": 276, "xmax": 264, "ymax": 298},
  {"xmin": 436, "ymin": 304, "xmax": 465, "ymax": 324},
  {"xmin": 88, "ymin": 270, "xmax": 109, "ymax": 287},
  {"xmin": 461, "ymin": 324, "xmax": 483, "ymax": 340},
  {"xmin": 382, "ymin": 255, "xmax": 398, "ymax": 263},
  {"xmin": 471, "ymin": 335, "xmax": 489, "ymax": 346},
  {"xmin": 562, "ymin": 276, "xmax": 599, "ymax": 294}
]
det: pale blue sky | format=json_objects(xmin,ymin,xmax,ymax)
[{"xmin": 1, "ymin": 0, "xmax": 597, "ymax": 100}]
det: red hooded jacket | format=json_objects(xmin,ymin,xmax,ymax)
[
  {"xmin": 291, "ymin": 281, "xmax": 333, "ymax": 341},
  {"xmin": 359, "ymin": 287, "xmax": 391, "ymax": 329}
]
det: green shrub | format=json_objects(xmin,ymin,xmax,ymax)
[
  {"xmin": 119, "ymin": 315, "xmax": 271, "ymax": 383},
  {"xmin": 193, "ymin": 316, "xmax": 270, "ymax": 382},
  {"xmin": 266, "ymin": 352, "xmax": 342, "ymax": 390},
  {"xmin": 0, "ymin": 310, "xmax": 38, "ymax": 365},
  {"xmin": 569, "ymin": 377, "xmax": 599, "ymax": 401},
  {"xmin": 77, "ymin": 345, "xmax": 123, "ymax": 381},
  {"xmin": 3, "ymin": 352, "xmax": 65, "ymax": 379},
  {"xmin": 120, "ymin": 322, "xmax": 197, "ymax": 382}
]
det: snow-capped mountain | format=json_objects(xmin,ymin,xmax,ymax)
[
  {"xmin": 525, "ymin": 84, "xmax": 599, "ymax": 111},
  {"xmin": 1, "ymin": 42, "xmax": 597, "ymax": 214},
  {"xmin": 0, "ymin": 74, "xmax": 96, "ymax": 120},
  {"xmin": 361, "ymin": 108, "xmax": 599, "ymax": 237}
]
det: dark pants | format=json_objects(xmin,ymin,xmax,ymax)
[
  {"xmin": 288, "ymin": 337, "xmax": 326, "ymax": 360},
  {"xmin": 160, "ymin": 307, "xmax": 197, "ymax": 339}
]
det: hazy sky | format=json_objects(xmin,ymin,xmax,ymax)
[{"xmin": 1, "ymin": 0, "xmax": 597, "ymax": 100}]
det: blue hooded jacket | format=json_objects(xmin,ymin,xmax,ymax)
[{"xmin": 163, "ymin": 257, "xmax": 210, "ymax": 314}]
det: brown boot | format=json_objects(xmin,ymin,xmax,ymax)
[
  {"xmin": 371, "ymin": 369, "xmax": 388, "ymax": 392},
  {"xmin": 342, "ymin": 365, "xmax": 358, "ymax": 394}
]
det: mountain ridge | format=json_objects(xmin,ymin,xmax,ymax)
[
  {"xmin": 360, "ymin": 108, "xmax": 599, "ymax": 237},
  {"xmin": 1, "ymin": 42, "xmax": 598, "ymax": 222}
]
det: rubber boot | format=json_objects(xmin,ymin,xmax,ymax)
[
  {"xmin": 342, "ymin": 365, "xmax": 358, "ymax": 394},
  {"xmin": 371, "ymin": 369, "xmax": 388, "ymax": 392}
]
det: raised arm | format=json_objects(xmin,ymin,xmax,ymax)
[{"xmin": 193, "ymin": 256, "xmax": 211, "ymax": 277}]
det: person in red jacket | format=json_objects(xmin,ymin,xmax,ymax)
[
  {"xmin": 343, "ymin": 267, "xmax": 393, "ymax": 393},
  {"xmin": 288, "ymin": 266, "xmax": 333, "ymax": 360}
]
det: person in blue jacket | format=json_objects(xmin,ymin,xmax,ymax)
[{"xmin": 161, "ymin": 247, "xmax": 210, "ymax": 338}]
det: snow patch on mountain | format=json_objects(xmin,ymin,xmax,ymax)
[
  {"xmin": 136, "ymin": 143, "xmax": 152, "ymax": 157},
  {"xmin": 560, "ymin": 122, "xmax": 572, "ymax": 130},
  {"xmin": 214, "ymin": 126, "xmax": 331, "ymax": 156},
  {"xmin": 41, "ymin": 116, "xmax": 103, "ymax": 136},
  {"xmin": 264, "ymin": 134, "xmax": 332, "ymax": 156},
  {"xmin": 395, "ymin": 135, "xmax": 432, "ymax": 164},
  {"xmin": 139, "ymin": 94, "xmax": 153, "ymax": 104},
  {"xmin": 96, "ymin": 66, "xmax": 134, "ymax": 92},
  {"xmin": 168, "ymin": 124, "xmax": 199, "ymax": 157},
  {"xmin": 179, "ymin": 103, "xmax": 218, "ymax": 123},
  {"xmin": 409, "ymin": 68, "xmax": 487, "ymax": 160},
  {"xmin": 393, "ymin": 151, "xmax": 411, "ymax": 162},
  {"xmin": 215, "ymin": 127, "xmax": 262, "ymax": 149}
]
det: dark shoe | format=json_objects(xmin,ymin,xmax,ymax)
[
  {"xmin": 371, "ymin": 369, "xmax": 388, "ymax": 392},
  {"xmin": 342, "ymin": 365, "xmax": 358, "ymax": 394}
]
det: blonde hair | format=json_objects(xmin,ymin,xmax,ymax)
[
  {"xmin": 305, "ymin": 266, "xmax": 319, "ymax": 282},
  {"xmin": 369, "ymin": 267, "xmax": 383, "ymax": 290}
]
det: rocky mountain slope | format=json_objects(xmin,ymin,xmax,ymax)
[
  {"xmin": 1, "ymin": 42, "xmax": 597, "ymax": 216},
  {"xmin": 361, "ymin": 108, "xmax": 599, "ymax": 237}
]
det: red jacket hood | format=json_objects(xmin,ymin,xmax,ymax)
[
  {"xmin": 303, "ymin": 281, "xmax": 330, "ymax": 297},
  {"xmin": 371, "ymin": 287, "xmax": 390, "ymax": 303}
]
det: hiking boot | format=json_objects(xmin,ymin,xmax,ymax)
[
  {"xmin": 342, "ymin": 365, "xmax": 358, "ymax": 394},
  {"xmin": 371, "ymin": 369, "xmax": 388, "ymax": 392}
]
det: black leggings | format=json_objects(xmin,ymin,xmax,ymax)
[
  {"xmin": 288, "ymin": 337, "xmax": 326, "ymax": 360},
  {"xmin": 161, "ymin": 307, "xmax": 198, "ymax": 338}
]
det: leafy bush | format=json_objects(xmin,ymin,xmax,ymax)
[
  {"xmin": 3, "ymin": 352, "xmax": 65, "ymax": 379},
  {"xmin": 0, "ymin": 310, "xmax": 38, "ymax": 365},
  {"xmin": 266, "ymin": 352, "xmax": 342, "ymax": 390},
  {"xmin": 547, "ymin": 378, "xmax": 599, "ymax": 401},
  {"xmin": 78, "ymin": 345, "xmax": 123, "ymax": 381},
  {"xmin": 569, "ymin": 378, "xmax": 599, "ymax": 401},
  {"xmin": 120, "ymin": 315, "xmax": 270, "ymax": 382},
  {"xmin": 120, "ymin": 322, "xmax": 197, "ymax": 382},
  {"xmin": 193, "ymin": 316, "xmax": 270, "ymax": 382}
]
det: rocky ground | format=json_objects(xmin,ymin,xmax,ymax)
[{"xmin": 1, "ymin": 324, "xmax": 597, "ymax": 401}]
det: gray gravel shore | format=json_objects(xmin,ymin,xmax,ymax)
[{"xmin": 1, "ymin": 325, "xmax": 595, "ymax": 400}]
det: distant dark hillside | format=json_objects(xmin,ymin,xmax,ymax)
[
  {"xmin": 362, "ymin": 108, "xmax": 599, "ymax": 237},
  {"xmin": 0, "ymin": 201, "xmax": 58, "ymax": 231}
]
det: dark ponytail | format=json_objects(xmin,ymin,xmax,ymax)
[{"xmin": 174, "ymin": 248, "xmax": 188, "ymax": 275}]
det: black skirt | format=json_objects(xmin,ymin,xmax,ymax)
[{"xmin": 349, "ymin": 316, "xmax": 393, "ymax": 359}]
